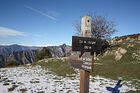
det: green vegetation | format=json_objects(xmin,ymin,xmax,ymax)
[
  {"xmin": 115, "ymin": 33, "xmax": 140, "ymax": 41},
  {"xmin": 120, "ymin": 44, "xmax": 140, "ymax": 63},
  {"xmin": 3, "ymin": 82, "xmax": 9, "ymax": 86},
  {"xmin": 4, "ymin": 61, "xmax": 19, "ymax": 68},
  {"xmin": 37, "ymin": 91, "xmax": 45, "ymax": 93},
  {"xmin": 8, "ymin": 85, "xmax": 18, "ymax": 92},
  {"xmin": 127, "ymin": 90, "xmax": 140, "ymax": 93},
  {"xmin": 33, "ymin": 59, "xmax": 76, "ymax": 77},
  {"xmin": 36, "ymin": 47, "xmax": 52, "ymax": 61},
  {"xmin": 92, "ymin": 39, "xmax": 140, "ymax": 80},
  {"xmin": 92, "ymin": 56, "xmax": 140, "ymax": 80},
  {"xmin": 30, "ymin": 80, "xmax": 40, "ymax": 83},
  {"xmin": 91, "ymin": 38, "xmax": 140, "ymax": 92},
  {"xmin": 46, "ymin": 60, "xmax": 76, "ymax": 76},
  {"xmin": 20, "ymin": 88, "xmax": 27, "ymax": 93}
]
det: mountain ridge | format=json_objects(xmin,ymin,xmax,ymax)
[
  {"xmin": 0, "ymin": 44, "xmax": 41, "ymax": 56},
  {"xmin": 0, "ymin": 44, "xmax": 71, "ymax": 67}
]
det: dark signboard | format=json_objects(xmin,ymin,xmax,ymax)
[
  {"xmin": 68, "ymin": 55, "xmax": 93, "ymax": 72},
  {"xmin": 72, "ymin": 36, "xmax": 104, "ymax": 52}
]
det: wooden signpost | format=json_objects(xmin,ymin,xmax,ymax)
[
  {"xmin": 69, "ymin": 15, "xmax": 106, "ymax": 93},
  {"xmin": 79, "ymin": 15, "xmax": 91, "ymax": 93},
  {"xmin": 69, "ymin": 15, "xmax": 94, "ymax": 93}
]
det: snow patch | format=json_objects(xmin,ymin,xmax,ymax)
[{"xmin": 0, "ymin": 66, "xmax": 138, "ymax": 93}]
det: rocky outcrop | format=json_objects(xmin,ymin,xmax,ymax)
[
  {"xmin": 102, "ymin": 33, "xmax": 140, "ymax": 61},
  {"xmin": 0, "ymin": 44, "xmax": 41, "ymax": 67},
  {"xmin": 48, "ymin": 44, "xmax": 72, "ymax": 57},
  {"xmin": 110, "ymin": 33, "xmax": 140, "ymax": 44},
  {"xmin": 0, "ymin": 55, "xmax": 5, "ymax": 67},
  {"xmin": 132, "ymin": 51, "xmax": 140, "ymax": 61},
  {"xmin": 0, "ymin": 50, "xmax": 38, "ymax": 67},
  {"xmin": 115, "ymin": 48, "xmax": 127, "ymax": 61}
]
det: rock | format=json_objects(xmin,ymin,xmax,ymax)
[
  {"xmin": 129, "ymin": 38, "xmax": 135, "ymax": 42},
  {"xmin": 48, "ymin": 44, "xmax": 71, "ymax": 58},
  {"xmin": 127, "ymin": 44, "xmax": 134, "ymax": 48},
  {"xmin": 115, "ymin": 51, "xmax": 122, "ymax": 61},
  {"xmin": 132, "ymin": 51, "xmax": 140, "ymax": 61},
  {"xmin": 117, "ymin": 39, "xmax": 123, "ymax": 43},
  {"xmin": 104, "ymin": 50, "xmax": 110, "ymax": 56},
  {"xmin": 0, "ymin": 55, "xmax": 5, "ymax": 67},
  {"xmin": 111, "ymin": 33, "xmax": 140, "ymax": 44},
  {"xmin": 0, "ymin": 50, "xmax": 38, "ymax": 67},
  {"xmin": 115, "ymin": 47, "xmax": 127, "ymax": 61},
  {"xmin": 138, "ymin": 36, "xmax": 140, "ymax": 40},
  {"xmin": 104, "ymin": 49, "xmax": 116, "ymax": 56},
  {"xmin": 126, "ymin": 37, "xmax": 131, "ymax": 40},
  {"xmin": 110, "ymin": 38, "xmax": 116, "ymax": 44}
]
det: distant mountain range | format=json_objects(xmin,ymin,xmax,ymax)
[
  {"xmin": 0, "ymin": 50, "xmax": 38, "ymax": 67},
  {"xmin": 48, "ymin": 44, "xmax": 72, "ymax": 57},
  {"xmin": 0, "ymin": 44, "xmax": 71, "ymax": 67},
  {"xmin": 0, "ymin": 44, "xmax": 41, "ymax": 55}
]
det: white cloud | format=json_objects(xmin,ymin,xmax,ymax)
[
  {"xmin": 45, "ymin": 9, "xmax": 60, "ymax": 17},
  {"xmin": 0, "ymin": 27, "xmax": 25, "ymax": 36},
  {"xmin": 25, "ymin": 6, "xmax": 57, "ymax": 21}
]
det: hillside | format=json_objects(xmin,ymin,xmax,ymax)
[
  {"xmin": 92, "ymin": 33, "xmax": 140, "ymax": 86},
  {"xmin": 99, "ymin": 33, "xmax": 140, "ymax": 62}
]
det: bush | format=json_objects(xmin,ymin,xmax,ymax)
[
  {"xmin": 36, "ymin": 47, "xmax": 52, "ymax": 61},
  {"xmin": 4, "ymin": 61, "xmax": 19, "ymax": 67},
  {"xmin": 115, "ymin": 33, "xmax": 140, "ymax": 41}
]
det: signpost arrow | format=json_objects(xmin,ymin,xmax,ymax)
[
  {"xmin": 72, "ymin": 36, "xmax": 104, "ymax": 53},
  {"xmin": 69, "ymin": 54, "xmax": 93, "ymax": 72}
]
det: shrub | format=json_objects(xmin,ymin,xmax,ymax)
[
  {"xmin": 36, "ymin": 47, "xmax": 52, "ymax": 61},
  {"xmin": 115, "ymin": 33, "xmax": 140, "ymax": 41},
  {"xmin": 4, "ymin": 61, "xmax": 19, "ymax": 67},
  {"xmin": 8, "ymin": 85, "xmax": 18, "ymax": 92}
]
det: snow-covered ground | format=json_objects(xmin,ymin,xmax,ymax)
[{"xmin": 0, "ymin": 66, "xmax": 139, "ymax": 93}]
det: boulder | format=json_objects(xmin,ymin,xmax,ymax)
[{"xmin": 115, "ymin": 48, "xmax": 127, "ymax": 61}]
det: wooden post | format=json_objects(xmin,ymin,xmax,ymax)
[{"xmin": 80, "ymin": 15, "xmax": 91, "ymax": 93}]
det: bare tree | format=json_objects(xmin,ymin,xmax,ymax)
[{"xmin": 74, "ymin": 13, "xmax": 117, "ymax": 39}]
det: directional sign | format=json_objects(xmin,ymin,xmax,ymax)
[
  {"xmin": 68, "ymin": 54, "xmax": 93, "ymax": 72},
  {"xmin": 72, "ymin": 36, "xmax": 104, "ymax": 52}
]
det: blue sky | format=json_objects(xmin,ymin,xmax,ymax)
[{"xmin": 0, "ymin": 0, "xmax": 140, "ymax": 46}]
